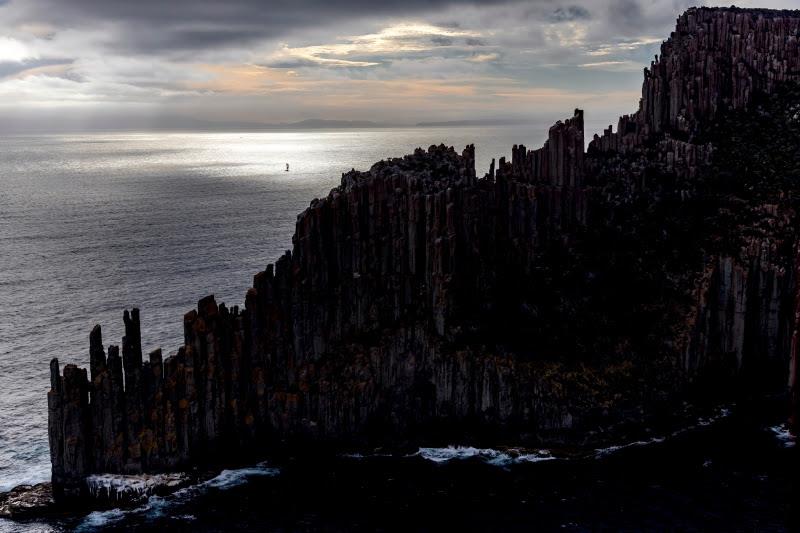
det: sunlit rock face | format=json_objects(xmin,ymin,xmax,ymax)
[{"xmin": 47, "ymin": 6, "xmax": 800, "ymax": 500}]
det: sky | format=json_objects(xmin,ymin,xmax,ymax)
[{"xmin": 0, "ymin": 0, "xmax": 796, "ymax": 132}]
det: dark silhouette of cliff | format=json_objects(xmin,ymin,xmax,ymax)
[{"xmin": 48, "ymin": 6, "xmax": 800, "ymax": 500}]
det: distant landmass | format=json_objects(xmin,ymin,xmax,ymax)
[
  {"xmin": 190, "ymin": 117, "xmax": 532, "ymax": 130},
  {"xmin": 415, "ymin": 118, "xmax": 532, "ymax": 127},
  {"xmin": 277, "ymin": 119, "xmax": 386, "ymax": 129},
  {"xmin": 0, "ymin": 114, "xmax": 552, "ymax": 134}
]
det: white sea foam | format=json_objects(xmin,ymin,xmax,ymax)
[
  {"xmin": 347, "ymin": 408, "xmax": 739, "ymax": 468},
  {"xmin": 593, "ymin": 437, "xmax": 667, "ymax": 457},
  {"xmin": 509, "ymin": 452, "xmax": 558, "ymax": 465},
  {"xmin": 768, "ymin": 424, "xmax": 796, "ymax": 448},
  {"xmin": 0, "ymin": 461, "xmax": 51, "ymax": 494},
  {"xmin": 204, "ymin": 464, "xmax": 280, "ymax": 490},
  {"xmin": 341, "ymin": 451, "xmax": 395, "ymax": 459},
  {"xmin": 86, "ymin": 472, "xmax": 190, "ymax": 501},
  {"xmin": 342, "ymin": 452, "xmax": 366, "ymax": 459},
  {"xmin": 594, "ymin": 407, "xmax": 733, "ymax": 458},
  {"xmin": 75, "ymin": 462, "xmax": 279, "ymax": 531},
  {"xmin": 0, "ymin": 518, "xmax": 58, "ymax": 533},
  {"xmin": 696, "ymin": 407, "xmax": 732, "ymax": 428},
  {"xmin": 414, "ymin": 446, "xmax": 556, "ymax": 466},
  {"xmin": 79, "ymin": 508, "xmax": 127, "ymax": 530}
]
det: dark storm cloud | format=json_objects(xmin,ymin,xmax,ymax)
[
  {"xmin": 548, "ymin": 6, "xmax": 591, "ymax": 22},
  {"xmin": 260, "ymin": 58, "xmax": 321, "ymax": 69},
  {"xmin": 465, "ymin": 37, "xmax": 486, "ymax": 46},
  {"xmin": 430, "ymin": 36, "xmax": 454, "ymax": 46},
  {"xmin": 13, "ymin": 0, "xmax": 519, "ymax": 53},
  {"xmin": 609, "ymin": 0, "xmax": 644, "ymax": 27}
]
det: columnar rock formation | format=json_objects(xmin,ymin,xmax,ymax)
[
  {"xmin": 591, "ymin": 6, "xmax": 800, "ymax": 153},
  {"xmin": 48, "ymin": 6, "xmax": 800, "ymax": 499},
  {"xmin": 48, "ymin": 131, "xmax": 592, "ymax": 496}
]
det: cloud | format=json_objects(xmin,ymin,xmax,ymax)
[
  {"xmin": 467, "ymin": 53, "xmax": 499, "ymax": 63},
  {"xmin": 3, "ymin": 0, "xmax": 793, "ymax": 129},
  {"xmin": 16, "ymin": 22, "xmax": 57, "ymax": 39},
  {"xmin": 4, "ymin": 0, "xmax": 512, "ymax": 54},
  {"xmin": 0, "ymin": 57, "xmax": 72, "ymax": 79},
  {"xmin": 577, "ymin": 60, "xmax": 640, "ymax": 70},
  {"xmin": 548, "ymin": 6, "xmax": 592, "ymax": 22},
  {"xmin": 263, "ymin": 22, "xmax": 485, "ymax": 69},
  {"xmin": 609, "ymin": 0, "xmax": 644, "ymax": 28},
  {"xmin": 185, "ymin": 64, "xmax": 308, "ymax": 94},
  {"xmin": 586, "ymin": 38, "xmax": 664, "ymax": 56},
  {"xmin": 0, "ymin": 36, "xmax": 37, "ymax": 62}
]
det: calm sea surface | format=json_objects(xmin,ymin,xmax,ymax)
[{"xmin": 0, "ymin": 126, "xmax": 795, "ymax": 532}]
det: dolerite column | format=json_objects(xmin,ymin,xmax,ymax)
[
  {"xmin": 195, "ymin": 295, "xmax": 225, "ymax": 454},
  {"xmin": 243, "ymin": 286, "xmax": 266, "ymax": 440},
  {"xmin": 790, "ymin": 244, "xmax": 800, "ymax": 436},
  {"xmin": 89, "ymin": 325, "xmax": 112, "ymax": 473},
  {"xmin": 141, "ymin": 348, "xmax": 164, "ymax": 470},
  {"xmin": 49, "ymin": 360, "xmax": 90, "ymax": 499},
  {"xmin": 792, "ymin": 334, "xmax": 799, "ymax": 435},
  {"xmin": 160, "ymin": 352, "xmax": 185, "ymax": 469},
  {"xmin": 219, "ymin": 303, "xmax": 245, "ymax": 447},
  {"xmin": 106, "ymin": 345, "xmax": 126, "ymax": 472},
  {"xmin": 47, "ymin": 359, "xmax": 65, "ymax": 498},
  {"xmin": 122, "ymin": 308, "xmax": 144, "ymax": 472}
]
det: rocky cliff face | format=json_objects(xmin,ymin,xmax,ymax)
[
  {"xmin": 48, "ymin": 6, "xmax": 800, "ymax": 499},
  {"xmin": 591, "ymin": 6, "xmax": 800, "ymax": 152}
]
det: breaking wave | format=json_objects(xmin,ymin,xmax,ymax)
[
  {"xmin": 413, "ymin": 446, "xmax": 556, "ymax": 466},
  {"xmin": 86, "ymin": 472, "xmax": 190, "ymax": 501},
  {"xmin": 594, "ymin": 407, "xmax": 733, "ymax": 458},
  {"xmin": 76, "ymin": 462, "xmax": 279, "ymax": 531},
  {"xmin": 768, "ymin": 424, "xmax": 796, "ymax": 449},
  {"xmin": 593, "ymin": 437, "xmax": 667, "ymax": 457}
]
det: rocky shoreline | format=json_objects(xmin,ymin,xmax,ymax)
[
  {"xmin": 2, "ymin": 400, "xmax": 745, "ymax": 522},
  {"xmin": 1, "ymin": 473, "xmax": 203, "ymax": 521},
  {"xmin": 38, "ymin": 4, "xmax": 800, "ymax": 514}
]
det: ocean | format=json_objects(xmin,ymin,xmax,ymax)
[{"xmin": 0, "ymin": 126, "xmax": 796, "ymax": 531}]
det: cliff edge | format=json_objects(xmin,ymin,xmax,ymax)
[{"xmin": 47, "ymin": 6, "xmax": 800, "ymax": 500}]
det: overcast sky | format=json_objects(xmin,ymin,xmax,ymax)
[{"xmin": 0, "ymin": 0, "xmax": 795, "ymax": 132}]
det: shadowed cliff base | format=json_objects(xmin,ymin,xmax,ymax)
[{"xmin": 43, "ymin": 5, "xmax": 800, "ymax": 506}]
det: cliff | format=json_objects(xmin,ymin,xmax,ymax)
[{"xmin": 48, "ymin": 6, "xmax": 800, "ymax": 500}]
